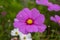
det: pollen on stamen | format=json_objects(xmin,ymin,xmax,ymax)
[
  {"xmin": 15, "ymin": 32, "xmax": 18, "ymax": 35},
  {"xmin": 26, "ymin": 18, "xmax": 34, "ymax": 25},
  {"xmin": 23, "ymin": 37, "xmax": 26, "ymax": 40}
]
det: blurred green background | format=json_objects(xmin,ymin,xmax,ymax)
[{"xmin": 0, "ymin": 0, "xmax": 60, "ymax": 40}]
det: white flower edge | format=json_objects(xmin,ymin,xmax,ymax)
[
  {"xmin": 11, "ymin": 28, "xmax": 32, "ymax": 40},
  {"xmin": 11, "ymin": 28, "xmax": 20, "ymax": 36},
  {"xmin": 19, "ymin": 33, "xmax": 32, "ymax": 40}
]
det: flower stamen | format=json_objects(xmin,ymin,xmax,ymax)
[
  {"xmin": 26, "ymin": 19, "xmax": 33, "ymax": 25},
  {"xmin": 15, "ymin": 32, "xmax": 18, "ymax": 35},
  {"xmin": 23, "ymin": 37, "xmax": 26, "ymax": 40}
]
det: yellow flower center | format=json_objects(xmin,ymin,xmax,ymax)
[
  {"xmin": 24, "ymin": 36, "xmax": 26, "ymax": 40},
  {"xmin": 15, "ymin": 32, "xmax": 18, "ymax": 35},
  {"xmin": 27, "ymin": 19, "xmax": 33, "ymax": 25}
]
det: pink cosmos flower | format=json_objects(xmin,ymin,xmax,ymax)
[
  {"xmin": 36, "ymin": 0, "xmax": 49, "ymax": 6},
  {"xmin": 47, "ymin": 2, "xmax": 54, "ymax": 11},
  {"xmin": 48, "ymin": 2, "xmax": 60, "ymax": 11},
  {"xmin": 13, "ymin": 8, "xmax": 46, "ymax": 34},
  {"xmin": 36, "ymin": 0, "xmax": 60, "ymax": 11},
  {"xmin": 50, "ymin": 15, "xmax": 60, "ymax": 25}
]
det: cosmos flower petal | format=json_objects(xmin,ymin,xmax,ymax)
[
  {"xmin": 54, "ymin": 4, "xmax": 60, "ymax": 11},
  {"xmin": 48, "ymin": 7, "xmax": 54, "ymax": 11},
  {"xmin": 36, "ymin": 0, "xmax": 49, "ymax": 6},
  {"xmin": 14, "ymin": 18, "xmax": 19, "ymax": 22},
  {"xmin": 31, "ymin": 8, "xmax": 40, "ymax": 19},
  {"xmin": 13, "ymin": 21, "xmax": 25, "ymax": 28},
  {"xmin": 50, "ymin": 15, "xmax": 60, "ymax": 25},
  {"xmin": 34, "ymin": 14, "xmax": 45, "ymax": 25},
  {"xmin": 38, "ymin": 24, "xmax": 46, "ymax": 33},
  {"xmin": 26, "ymin": 25, "xmax": 38, "ymax": 32},
  {"xmin": 13, "ymin": 23, "xmax": 27, "ymax": 34},
  {"xmin": 23, "ymin": 8, "xmax": 32, "ymax": 17},
  {"xmin": 47, "ymin": 2, "xmax": 60, "ymax": 11},
  {"xmin": 14, "ymin": 18, "xmax": 25, "ymax": 23},
  {"xmin": 16, "ymin": 8, "xmax": 32, "ymax": 20},
  {"xmin": 14, "ymin": 22, "xmax": 27, "ymax": 34},
  {"xmin": 47, "ymin": 3, "xmax": 54, "ymax": 11},
  {"xmin": 50, "ymin": 16, "xmax": 57, "ymax": 22},
  {"xmin": 19, "ymin": 26, "xmax": 27, "ymax": 34},
  {"xmin": 55, "ymin": 15, "xmax": 60, "ymax": 21}
]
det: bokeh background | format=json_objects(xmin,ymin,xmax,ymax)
[{"xmin": 0, "ymin": 0, "xmax": 60, "ymax": 40}]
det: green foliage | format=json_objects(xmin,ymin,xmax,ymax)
[{"xmin": 0, "ymin": 0, "xmax": 60, "ymax": 40}]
